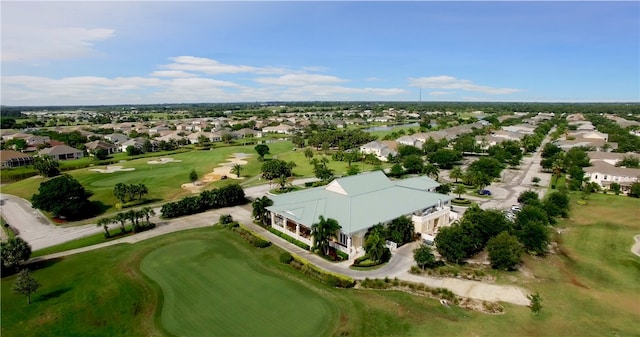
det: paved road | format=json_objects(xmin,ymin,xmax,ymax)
[
  {"xmin": 480, "ymin": 131, "xmax": 554, "ymax": 211},
  {"xmin": 0, "ymin": 194, "xmax": 104, "ymax": 250}
]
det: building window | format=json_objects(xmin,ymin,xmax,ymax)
[{"xmin": 338, "ymin": 232, "xmax": 349, "ymax": 247}]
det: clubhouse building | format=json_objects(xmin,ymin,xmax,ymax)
[{"xmin": 266, "ymin": 171, "xmax": 454, "ymax": 258}]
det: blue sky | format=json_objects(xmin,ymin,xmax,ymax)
[{"xmin": 2, "ymin": 1, "xmax": 638, "ymax": 106}]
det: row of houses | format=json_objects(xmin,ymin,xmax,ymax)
[{"xmin": 584, "ymin": 152, "xmax": 640, "ymax": 194}]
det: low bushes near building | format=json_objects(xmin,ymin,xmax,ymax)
[
  {"xmin": 284, "ymin": 254, "xmax": 355, "ymax": 288},
  {"xmin": 267, "ymin": 227, "xmax": 310, "ymax": 250},
  {"xmin": 232, "ymin": 224, "xmax": 271, "ymax": 248}
]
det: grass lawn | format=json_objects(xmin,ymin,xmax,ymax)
[
  {"xmin": 1, "ymin": 141, "xmax": 387, "ymax": 222},
  {"xmin": 140, "ymin": 239, "xmax": 335, "ymax": 337},
  {"xmin": 3, "ymin": 211, "xmax": 640, "ymax": 336},
  {"xmin": 1, "ymin": 142, "xmax": 294, "ymax": 217}
]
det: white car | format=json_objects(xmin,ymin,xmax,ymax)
[{"xmin": 511, "ymin": 205, "xmax": 522, "ymax": 212}]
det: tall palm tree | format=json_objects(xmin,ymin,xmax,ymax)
[
  {"xmin": 252, "ymin": 196, "xmax": 273, "ymax": 226},
  {"xmin": 96, "ymin": 217, "xmax": 111, "ymax": 237},
  {"xmin": 141, "ymin": 206, "xmax": 155, "ymax": 225},
  {"xmin": 311, "ymin": 216, "xmax": 342, "ymax": 256},
  {"xmin": 423, "ymin": 163, "xmax": 440, "ymax": 180},
  {"xmin": 231, "ymin": 163, "xmax": 242, "ymax": 178},
  {"xmin": 453, "ymin": 184, "xmax": 467, "ymax": 200},
  {"xmin": 450, "ymin": 166, "xmax": 464, "ymax": 183},
  {"xmin": 114, "ymin": 212, "xmax": 128, "ymax": 233}
]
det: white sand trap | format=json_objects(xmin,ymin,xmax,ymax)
[
  {"xmin": 632, "ymin": 235, "xmax": 640, "ymax": 257},
  {"xmin": 181, "ymin": 153, "xmax": 251, "ymax": 193},
  {"xmin": 147, "ymin": 157, "xmax": 183, "ymax": 165},
  {"xmin": 90, "ymin": 165, "xmax": 136, "ymax": 173}
]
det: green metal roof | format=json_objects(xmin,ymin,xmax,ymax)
[
  {"xmin": 267, "ymin": 171, "xmax": 453, "ymax": 235},
  {"xmin": 394, "ymin": 175, "xmax": 440, "ymax": 191}
]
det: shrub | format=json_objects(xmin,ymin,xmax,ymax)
[
  {"xmin": 279, "ymin": 252, "xmax": 293, "ymax": 264},
  {"xmin": 234, "ymin": 224, "xmax": 271, "ymax": 248},
  {"xmin": 288, "ymin": 254, "xmax": 355, "ymax": 288},
  {"xmin": 267, "ymin": 227, "xmax": 310, "ymax": 250},
  {"xmin": 219, "ymin": 214, "xmax": 234, "ymax": 225}
]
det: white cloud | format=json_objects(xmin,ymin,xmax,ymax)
[
  {"xmin": 254, "ymin": 74, "xmax": 347, "ymax": 86},
  {"xmin": 409, "ymin": 76, "xmax": 520, "ymax": 94},
  {"xmin": 161, "ymin": 56, "xmax": 286, "ymax": 75},
  {"xmin": 2, "ymin": 25, "xmax": 115, "ymax": 62},
  {"xmin": 428, "ymin": 91, "xmax": 452, "ymax": 96},
  {"xmin": 149, "ymin": 70, "xmax": 198, "ymax": 78}
]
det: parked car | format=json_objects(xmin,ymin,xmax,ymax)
[
  {"xmin": 477, "ymin": 189, "xmax": 492, "ymax": 196},
  {"xmin": 511, "ymin": 205, "xmax": 522, "ymax": 212}
]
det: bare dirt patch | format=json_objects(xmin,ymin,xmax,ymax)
[
  {"xmin": 181, "ymin": 153, "xmax": 251, "ymax": 193},
  {"xmin": 89, "ymin": 165, "xmax": 136, "ymax": 173}
]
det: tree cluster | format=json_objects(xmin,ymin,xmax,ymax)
[
  {"xmin": 31, "ymin": 174, "xmax": 95, "ymax": 219},
  {"xmin": 307, "ymin": 129, "xmax": 376, "ymax": 150},
  {"xmin": 160, "ymin": 184, "xmax": 245, "ymax": 218},
  {"xmin": 96, "ymin": 206, "xmax": 156, "ymax": 237},
  {"xmin": 113, "ymin": 183, "xmax": 149, "ymax": 204},
  {"xmin": 435, "ymin": 191, "xmax": 570, "ymax": 270}
]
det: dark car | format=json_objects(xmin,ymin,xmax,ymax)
[{"xmin": 477, "ymin": 189, "xmax": 492, "ymax": 196}]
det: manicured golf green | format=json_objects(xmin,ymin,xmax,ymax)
[{"xmin": 140, "ymin": 239, "xmax": 335, "ymax": 337}]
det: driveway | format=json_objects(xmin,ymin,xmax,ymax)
[{"xmin": 0, "ymin": 194, "xmax": 104, "ymax": 250}]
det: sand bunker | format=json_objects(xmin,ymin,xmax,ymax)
[
  {"xmin": 147, "ymin": 157, "xmax": 182, "ymax": 165},
  {"xmin": 181, "ymin": 153, "xmax": 251, "ymax": 193},
  {"xmin": 90, "ymin": 165, "xmax": 136, "ymax": 173},
  {"xmin": 632, "ymin": 235, "xmax": 640, "ymax": 257}
]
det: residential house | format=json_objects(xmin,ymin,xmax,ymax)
[
  {"xmin": 0, "ymin": 150, "xmax": 34, "ymax": 168},
  {"xmin": 103, "ymin": 133, "xmax": 129, "ymax": 145},
  {"xmin": 555, "ymin": 138, "xmax": 617, "ymax": 152},
  {"xmin": 584, "ymin": 161, "xmax": 640, "ymax": 194},
  {"xmin": 588, "ymin": 151, "xmax": 640, "ymax": 166},
  {"xmin": 262, "ymin": 124, "xmax": 294, "ymax": 134},
  {"xmin": 232, "ymin": 128, "xmax": 262, "ymax": 139},
  {"xmin": 85, "ymin": 140, "xmax": 118, "ymax": 155},
  {"xmin": 119, "ymin": 138, "xmax": 157, "ymax": 153},
  {"xmin": 39, "ymin": 145, "xmax": 84, "ymax": 160},
  {"xmin": 359, "ymin": 140, "xmax": 398, "ymax": 161},
  {"xmin": 396, "ymin": 135, "xmax": 423, "ymax": 148},
  {"xmin": 501, "ymin": 124, "xmax": 536, "ymax": 135},
  {"xmin": 266, "ymin": 171, "xmax": 454, "ymax": 258}
]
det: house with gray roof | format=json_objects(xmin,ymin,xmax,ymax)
[
  {"xmin": 584, "ymin": 161, "xmax": 640, "ymax": 194},
  {"xmin": 39, "ymin": 145, "xmax": 83, "ymax": 160},
  {"xmin": 359, "ymin": 140, "xmax": 398, "ymax": 161},
  {"xmin": 266, "ymin": 171, "xmax": 453, "ymax": 258}
]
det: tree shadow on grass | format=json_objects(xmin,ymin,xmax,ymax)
[
  {"xmin": 27, "ymin": 257, "xmax": 64, "ymax": 271},
  {"xmin": 37, "ymin": 287, "xmax": 72, "ymax": 302}
]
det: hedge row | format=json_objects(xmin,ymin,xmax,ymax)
[
  {"xmin": 160, "ymin": 184, "xmax": 245, "ymax": 218},
  {"xmin": 286, "ymin": 254, "xmax": 355, "ymax": 288},
  {"xmin": 234, "ymin": 224, "xmax": 271, "ymax": 248},
  {"xmin": 267, "ymin": 227, "xmax": 311, "ymax": 250}
]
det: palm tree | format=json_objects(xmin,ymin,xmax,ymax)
[
  {"xmin": 141, "ymin": 206, "xmax": 155, "ymax": 225},
  {"xmin": 96, "ymin": 217, "xmax": 111, "ymax": 237},
  {"xmin": 114, "ymin": 212, "xmax": 128, "ymax": 233},
  {"xmin": 450, "ymin": 166, "xmax": 464, "ymax": 183},
  {"xmin": 423, "ymin": 163, "xmax": 440, "ymax": 180},
  {"xmin": 231, "ymin": 163, "xmax": 242, "ymax": 178},
  {"xmin": 552, "ymin": 159, "xmax": 564, "ymax": 186},
  {"xmin": 276, "ymin": 175, "xmax": 290, "ymax": 191},
  {"xmin": 311, "ymin": 216, "xmax": 342, "ymax": 256},
  {"xmin": 453, "ymin": 184, "xmax": 467, "ymax": 200},
  {"xmin": 304, "ymin": 148, "xmax": 314, "ymax": 163},
  {"xmin": 252, "ymin": 196, "xmax": 273, "ymax": 226}
]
